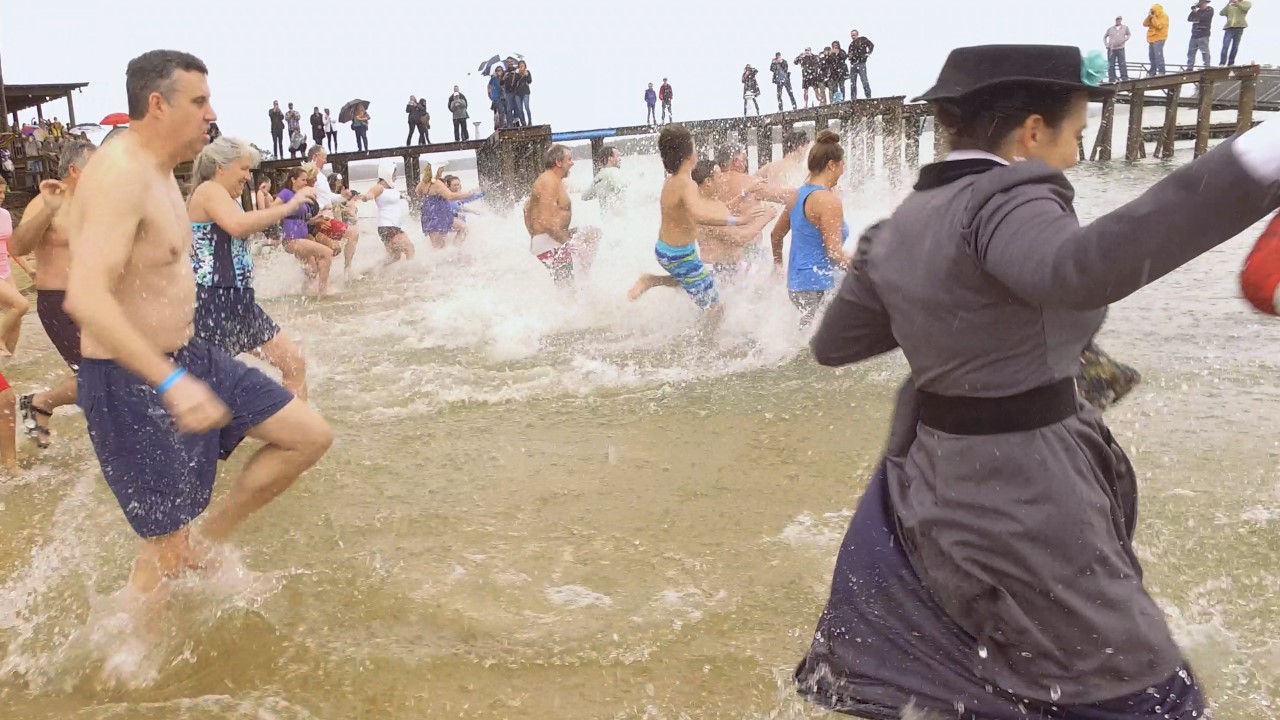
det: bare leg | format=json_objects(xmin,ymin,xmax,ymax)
[
  {"xmin": 428, "ymin": 232, "xmax": 447, "ymax": 250},
  {"xmin": 0, "ymin": 281, "xmax": 29, "ymax": 355},
  {"xmin": 342, "ymin": 226, "xmax": 360, "ymax": 271},
  {"xmin": 253, "ymin": 331, "xmax": 307, "ymax": 401},
  {"xmin": 392, "ymin": 234, "xmax": 415, "ymax": 261},
  {"xmin": 128, "ymin": 528, "xmax": 197, "ymax": 598},
  {"xmin": 197, "ymin": 398, "xmax": 332, "ymax": 544},
  {"xmin": 0, "ymin": 388, "xmax": 17, "ymax": 472},
  {"xmin": 315, "ymin": 254, "xmax": 333, "ymax": 296},
  {"xmin": 628, "ymin": 273, "xmax": 679, "ymax": 300},
  {"xmin": 451, "ymin": 220, "xmax": 468, "ymax": 245}
]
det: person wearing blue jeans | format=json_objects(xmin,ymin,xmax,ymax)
[
  {"xmin": 1148, "ymin": 39, "xmax": 1167, "ymax": 74},
  {"xmin": 1218, "ymin": 0, "xmax": 1251, "ymax": 65},
  {"xmin": 847, "ymin": 29, "xmax": 874, "ymax": 99},
  {"xmin": 510, "ymin": 61, "xmax": 533, "ymax": 126},
  {"xmin": 1103, "ymin": 17, "xmax": 1131, "ymax": 81},
  {"xmin": 1186, "ymin": 0, "xmax": 1214, "ymax": 68}
]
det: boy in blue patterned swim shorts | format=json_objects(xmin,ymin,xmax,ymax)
[{"xmin": 627, "ymin": 126, "xmax": 767, "ymax": 317}]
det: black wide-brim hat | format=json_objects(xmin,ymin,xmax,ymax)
[{"xmin": 913, "ymin": 45, "xmax": 1115, "ymax": 103}]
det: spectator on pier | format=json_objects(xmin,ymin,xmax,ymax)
[
  {"xmin": 324, "ymin": 108, "xmax": 338, "ymax": 152},
  {"xmin": 743, "ymin": 65, "xmax": 761, "ymax": 116},
  {"xmin": 815, "ymin": 48, "xmax": 833, "ymax": 105},
  {"xmin": 285, "ymin": 102, "xmax": 301, "ymax": 141},
  {"xmin": 771, "ymin": 53, "xmax": 798, "ymax": 112},
  {"xmin": 501, "ymin": 66, "xmax": 521, "ymax": 127},
  {"xmin": 1104, "ymin": 16, "xmax": 1132, "ymax": 81},
  {"xmin": 1144, "ymin": 4, "xmax": 1170, "ymax": 75},
  {"xmin": 645, "ymin": 83, "xmax": 658, "ymax": 125},
  {"xmin": 418, "ymin": 99, "xmax": 432, "ymax": 144},
  {"xmin": 828, "ymin": 41, "xmax": 849, "ymax": 102},
  {"xmin": 406, "ymin": 96, "xmax": 424, "ymax": 145},
  {"xmin": 1219, "ymin": 0, "xmax": 1250, "ymax": 65},
  {"xmin": 848, "ymin": 29, "xmax": 875, "ymax": 98},
  {"xmin": 511, "ymin": 61, "xmax": 534, "ymax": 126},
  {"xmin": 796, "ymin": 48, "xmax": 821, "ymax": 107},
  {"xmin": 310, "ymin": 106, "xmax": 324, "ymax": 147},
  {"xmin": 1187, "ymin": 0, "xmax": 1214, "ymax": 67},
  {"xmin": 660, "ymin": 78, "xmax": 674, "ymax": 123},
  {"xmin": 489, "ymin": 66, "xmax": 507, "ymax": 130},
  {"xmin": 269, "ymin": 101, "xmax": 285, "ymax": 158},
  {"xmin": 352, "ymin": 104, "xmax": 370, "ymax": 152},
  {"xmin": 449, "ymin": 86, "xmax": 470, "ymax": 141}
]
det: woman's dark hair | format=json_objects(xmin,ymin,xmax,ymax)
[
  {"xmin": 933, "ymin": 82, "xmax": 1078, "ymax": 153},
  {"xmin": 691, "ymin": 159, "xmax": 717, "ymax": 186},
  {"xmin": 807, "ymin": 129, "xmax": 844, "ymax": 174},
  {"xmin": 658, "ymin": 125, "xmax": 694, "ymax": 174},
  {"xmin": 283, "ymin": 167, "xmax": 307, "ymax": 187}
]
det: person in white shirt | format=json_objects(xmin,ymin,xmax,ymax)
[
  {"xmin": 323, "ymin": 109, "xmax": 338, "ymax": 153},
  {"xmin": 306, "ymin": 145, "xmax": 361, "ymax": 271},
  {"xmin": 582, "ymin": 145, "xmax": 626, "ymax": 212},
  {"xmin": 1104, "ymin": 16, "xmax": 1132, "ymax": 81}
]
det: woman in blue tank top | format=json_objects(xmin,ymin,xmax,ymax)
[{"xmin": 769, "ymin": 130, "xmax": 850, "ymax": 324}]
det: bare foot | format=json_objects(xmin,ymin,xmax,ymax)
[{"xmin": 628, "ymin": 276, "xmax": 653, "ymax": 301}]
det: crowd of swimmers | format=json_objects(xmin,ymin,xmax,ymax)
[{"xmin": 2, "ymin": 42, "xmax": 1279, "ymax": 719}]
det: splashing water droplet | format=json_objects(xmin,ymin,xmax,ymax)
[
  {"xmin": 1049, "ymin": 685, "xmax": 1062, "ymax": 702},
  {"xmin": 977, "ymin": 644, "xmax": 988, "ymax": 659}
]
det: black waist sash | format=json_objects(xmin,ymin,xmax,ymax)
[{"xmin": 918, "ymin": 377, "xmax": 1078, "ymax": 436}]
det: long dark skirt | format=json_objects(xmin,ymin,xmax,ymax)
[{"xmin": 794, "ymin": 465, "xmax": 1203, "ymax": 720}]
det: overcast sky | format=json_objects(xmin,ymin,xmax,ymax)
[{"xmin": 3, "ymin": 0, "xmax": 1275, "ymax": 151}]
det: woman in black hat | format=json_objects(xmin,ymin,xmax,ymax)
[{"xmin": 794, "ymin": 44, "xmax": 1280, "ymax": 719}]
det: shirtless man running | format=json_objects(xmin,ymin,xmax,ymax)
[
  {"xmin": 524, "ymin": 144, "xmax": 600, "ymax": 284},
  {"xmin": 64, "ymin": 50, "xmax": 332, "ymax": 604},
  {"xmin": 10, "ymin": 140, "xmax": 95, "ymax": 448},
  {"xmin": 627, "ymin": 126, "xmax": 767, "ymax": 316},
  {"xmin": 698, "ymin": 143, "xmax": 778, "ymax": 281}
]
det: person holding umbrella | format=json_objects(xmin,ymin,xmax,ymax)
[{"xmin": 338, "ymin": 100, "xmax": 371, "ymax": 152}]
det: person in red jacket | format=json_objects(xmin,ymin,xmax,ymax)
[{"xmin": 658, "ymin": 79, "xmax": 674, "ymax": 123}]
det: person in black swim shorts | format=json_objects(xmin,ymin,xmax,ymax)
[{"xmin": 9, "ymin": 140, "xmax": 96, "ymax": 449}]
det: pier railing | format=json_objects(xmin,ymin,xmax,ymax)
[{"xmin": 232, "ymin": 70, "xmax": 1265, "ymax": 210}]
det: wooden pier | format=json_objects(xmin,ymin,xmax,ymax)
[
  {"xmin": 1092, "ymin": 64, "xmax": 1260, "ymax": 162},
  {"xmin": 240, "ymin": 68, "xmax": 1268, "ymax": 211},
  {"xmin": 250, "ymin": 98, "xmax": 932, "ymax": 208}
]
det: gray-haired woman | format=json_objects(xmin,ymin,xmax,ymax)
[{"xmin": 186, "ymin": 136, "xmax": 317, "ymax": 398}]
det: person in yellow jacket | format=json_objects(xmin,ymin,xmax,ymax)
[
  {"xmin": 1220, "ymin": 0, "xmax": 1251, "ymax": 65},
  {"xmin": 1143, "ymin": 4, "xmax": 1169, "ymax": 74}
]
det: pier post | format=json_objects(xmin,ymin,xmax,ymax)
[
  {"xmin": 1090, "ymin": 96, "xmax": 1115, "ymax": 161},
  {"xmin": 1236, "ymin": 74, "xmax": 1257, "ymax": 135},
  {"xmin": 1195, "ymin": 79, "xmax": 1215, "ymax": 157},
  {"xmin": 590, "ymin": 136, "xmax": 605, "ymax": 173},
  {"xmin": 1155, "ymin": 84, "xmax": 1183, "ymax": 158},
  {"xmin": 882, "ymin": 103, "xmax": 904, "ymax": 185},
  {"xmin": 864, "ymin": 113, "xmax": 878, "ymax": 174},
  {"xmin": 757, "ymin": 123, "xmax": 774, "ymax": 166},
  {"xmin": 932, "ymin": 117, "xmax": 949, "ymax": 162},
  {"xmin": 904, "ymin": 108, "xmax": 923, "ymax": 169},
  {"xmin": 475, "ymin": 125, "xmax": 552, "ymax": 206},
  {"xmin": 404, "ymin": 153, "xmax": 421, "ymax": 191},
  {"xmin": 1125, "ymin": 89, "xmax": 1146, "ymax": 161}
]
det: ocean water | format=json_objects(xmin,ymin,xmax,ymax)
[{"xmin": 0, "ymin": 112, "xmax": 1278, "ymax": 719}]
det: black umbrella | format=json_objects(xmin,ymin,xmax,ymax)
[
  {"xmin": 476, "ymin": 52, "xmax": 525, "ymax": 76},
  {"xmin": 338, "ymin": 99, "xmax": 371, "ymax": 124}
]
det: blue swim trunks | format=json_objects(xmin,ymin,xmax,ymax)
[
  {"xmin": 78, "ymin": 337, "xmax": 294, "ymax": 539},
  {"xmin": 655, "ymin": 239, "xmax": 720, "ymax": 308}
]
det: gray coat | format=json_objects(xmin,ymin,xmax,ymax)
[
  {"xmin": 449, "ymin": 93, "xmax": 469, "ymax": 120},
  {"xmin": 811, "ymin": 138, "xmax": 1280, "ymax": 704}
]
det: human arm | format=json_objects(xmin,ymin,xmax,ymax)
[
  {"xmin": 10, "ymin": 187, "xmax": 59, "ymax": 256},
  {"xmin": 810, "ymin": 252, "xmax": 898, "ymax": 366},
  {"xmin": 10, "ymin": 254, "xmax": 35, "ymax": 280},
  {"xmin": 770, "ymin": 197, "xmax": 794, "ymax": 266},
  {"xmin": 681, "ymin": 180, "xmax": 767, "ymax": 227},
  {"xmin": 864, "ymin": 38, "xmax": 875, "ymax": 55},
  {"xmin": 64, "ymin": 159, "xmax": 229, "ymax": 430},
  {"xmin": 723, "ymin": 205, "xmax": 777, "ymax": 246},
  {"xmin": 972, "ymin": 136, "xmax": 1280, "ymax": 311},
  {"xmin": 202, "ymin": 184, "xmax": 315, "ymax": 237}
]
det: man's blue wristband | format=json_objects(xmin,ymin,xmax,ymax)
[{"xmin": 155, "ymin": 368, "xmax": 187, "ymax": 395}]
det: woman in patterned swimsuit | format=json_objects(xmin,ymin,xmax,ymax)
[{"xmin": 187, "ymin": 137, "xmax": 318, "ymax": 399}]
